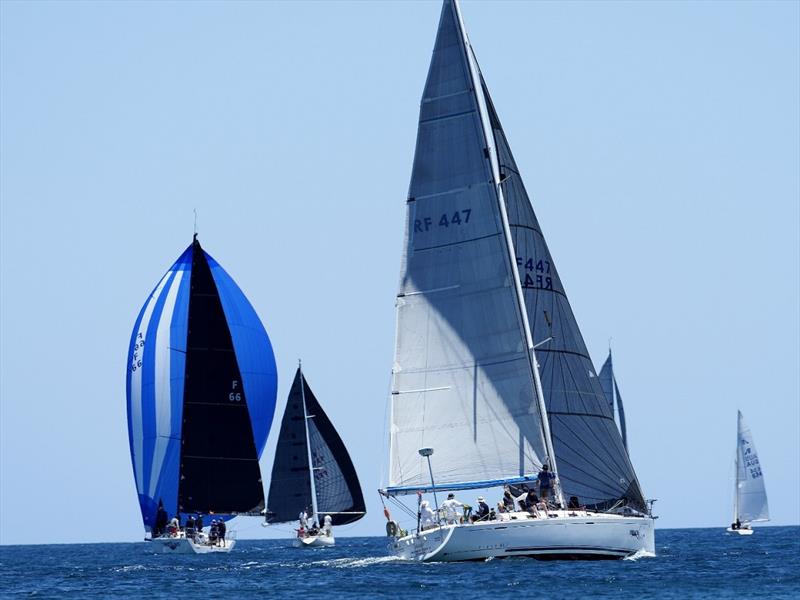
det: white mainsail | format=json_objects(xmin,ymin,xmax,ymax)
[
  {"xmin": 387, "ymin": 0, "xmax": 553, "ymax": 494},
  {"xmin": 734, "ymin": 411, "xmax": 769, "ymax": 524}
]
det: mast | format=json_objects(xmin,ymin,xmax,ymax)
[
  {"xmin": 733, "ymin": 412, "xmax": 740, "ymax": 523},
  {"xmin": 300, "ymin": 361, "xmax": 319, "ymax": 523},
  {"xmin": 451, "ymin": 0, "xmax": 563, "ymax": 506}
]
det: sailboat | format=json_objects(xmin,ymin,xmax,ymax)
[
  {"xmin": 380, "ymin": 0, "xmax": 654, "ymax": 561},
  {"xmin": 265, "ymin": 364, "xmax": 366, "ymax": 547},
  {"xmin": 126, "ymin": 235, "xmax": 278, "ymax": 554},
  {"xmin": 727, "ymin": 411, "xmax": 769, "ymax": 535},
  {"xmin": 599, "ymin": 350, "xmax": 628, "ymax": 453}
]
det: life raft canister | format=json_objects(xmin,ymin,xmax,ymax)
[{"xmin": 385, "ymin": 520, "xmax": 399, "ymax": 537}]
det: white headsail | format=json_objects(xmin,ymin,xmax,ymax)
[
  {"xmin": 387, "ymin": 0, "xmax": 553, "ymax": 494},
  {"xmin": 734, "ymin": 411, "xmax": 769, "ymax": 523}
]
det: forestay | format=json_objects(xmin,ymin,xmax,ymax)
[
  {"xmin": 735, "ymin": 411, "xmax": 769, "ymax": 523},
  {"xmin": 267, "ymin": 368, "xmax": 366, "ymax": 526},
  {"xmin": 126, "ymin": 237, "xmax": 278, "ymax": 530},
  {"xmin": 387, "ymin": 0, "xmax": 550, "ymax": 495}
]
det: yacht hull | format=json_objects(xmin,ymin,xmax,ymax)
[
  {"xmin": 293, "ymin": 534, "xmax": 335, "ymax": 548},
  {"xmin": 150, "ymin": 536, "xmax": 236, "ymax": 554},
  {"xmin": 389, "ymin": 511, "xmax": 655, "ymax": 562},
  {"xmin": 726, "ymin": 527, "xmax": 754, "ymax": 536}
]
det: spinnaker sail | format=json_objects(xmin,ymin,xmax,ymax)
[
  {"xmin": 267, "ymin": 367, "xmax": 365, "ymax": 526},
  {"xmin": 126, "ymin": 236, "xmax": 278, "ymax": 532}
]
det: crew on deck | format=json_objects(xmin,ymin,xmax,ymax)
[
  {"xmin": 323, "ymin": 515, "xmax": 333, "ymax": 537},
  {"xmin": 419, "ymin": 500, "xmax": 436, "ymax": 530},
  {"xmin": 154, "ymin": 500, "xmax": 169, "ymax": 537},
  {"xmin": 537, "ymin": 464, "xmax": 556, "ymax": 500},
  {"xmin": 475, "ymin": 496, "xmax": 490, "ymax": 521},
  {"xmin": 442, "ymin": 493, "xmax": 466, "ymax": 524}
]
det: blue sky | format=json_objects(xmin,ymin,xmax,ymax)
[{"xmin": 1, "ymin": 0, "xmax": 798, "ymax": 544}]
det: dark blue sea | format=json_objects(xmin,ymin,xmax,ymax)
[{"xmin": 1, "ymin": 527, "xmax": 798, "ymax": 598}]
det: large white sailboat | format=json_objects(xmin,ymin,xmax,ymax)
[
  {"xmin": 380, "ymin": 0, "xmax": 655, "ymax": 562},
  {"xmin": 727, "ymin": 411, "xmax": 769, "ymax": 535}
]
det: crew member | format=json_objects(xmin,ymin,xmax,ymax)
[{"xmin": 442, "ymin": 493, "xmax": 466, "ymax": 524}]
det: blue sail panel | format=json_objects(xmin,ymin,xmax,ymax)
[
  {"xmin": 206, "ymin": 253, "xmax": 278, "ymax": 457},
  {"xmin": 126, "ymin": 248, "xmax": 192, "ymax": 531}
]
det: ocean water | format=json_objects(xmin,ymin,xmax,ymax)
[{"xmin": 1, "ymin": 527, "xmax": 798, "ymax": 599}]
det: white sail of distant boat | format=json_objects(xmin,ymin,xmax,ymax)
[
  {"xmin": 727, "ymin": 411, "xmax": 769, "ymax": 535},
  {"xmin": 599, "ymin": 350, "xmax": 628, "ymax": 453},
  {"xmin": 379, "ymin": 0, "xmax": 654, "ymax": 562}
]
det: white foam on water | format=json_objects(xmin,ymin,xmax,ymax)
[
  {"xmin": 623, "ymin": 548, "xmax": 656, "ymax": 561},
  {"xmin": 308, "ymin": 556, "xmax": 402, "ymax": 569},
  {"xmin": 113, "ymin": 565, "xmax": 147, "ymax": 573}
]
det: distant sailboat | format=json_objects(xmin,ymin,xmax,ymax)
[
  {"xmin": 598, "ymin": 350, "xmax": 628, "ymax": 452},
  {"xmin": 265, "ymin": 364, "xmax": 366, "ymax": 547},
  {"xmin": 727, "ymin": 411, "xmax": 769, "ymax": 535},
  {"xmin": 126, "ymin": 235, "xmax": 278, "ymax": 553},
  {"xmin": 380, "ymin": 0, "xmax": 654, "ymax": 562}
]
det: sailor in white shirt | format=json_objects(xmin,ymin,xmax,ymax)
[
  {"xmin": 442, "ymin": 493, "xmax": 466, "ymax": 524},
  {"xmin": 419, "ymin": 500, "xmax": 436, "ymax": 530},
  {"xmin": 322, "ymin": 514, "xmax": 333, "ymax": 537}
]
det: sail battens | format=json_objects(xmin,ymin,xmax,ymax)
[
  {"xmin": 401, "ymin": 284, "xmax": 460, "ymax": 297},
  {"xmin": 422, "ymin": 89, "xmax": 473, "ymax": 103},
  {"xmin": 412, "ymin": 231, "xmax": 503, "ymax": 253},
  {"xmin": 411, "ymin": 182, "xmax": 492, "ymax": 203},
  {"xmin": 393, "ymin": 386, "xmax": 451, "ymax": 395},
  {"xmin": 419, "ymin": 108, "xmax": 477, "ymax": 125}
]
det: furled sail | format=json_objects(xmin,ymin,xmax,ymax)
[
  {"xmin": 598, "ymin": 350, "xmax": 628, "ymax": 452},
  {"xmin": 387, "ymin": 0, "xmax": 551, "ymax": 495},
  {"xmin": 735, "ymin": 411, "xmax": 769, "ymax": 523},
  {"xmin": 126, "ymin": 236, "xmax": 278, "ymax": 531},
  {"xmin": 267, "ymin": 367, "xmax": 366, "ymax": 526}
]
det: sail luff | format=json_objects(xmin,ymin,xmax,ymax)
[{"xmin": 450, "ymin": 0, "xmax": 559, "ymax": 500}]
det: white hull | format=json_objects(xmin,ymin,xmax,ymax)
[
  {"xmin": 150, "ymin": 535, "xmax": 235, "ymax": 554},
  {"xmin": 726, "ymin": 527, "xmax": 754, "ymax": 536},
  {"xmin": 389, "ymin": 510, "xmax": 655, "ymax": 562},
  {"xmin": 293, "ymin": 533, "xmax": 335, "ymax": 548}
]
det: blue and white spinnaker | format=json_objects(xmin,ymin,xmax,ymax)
[{"xmin": 126, "ymin": 236, "xmax": 277, "ymax": 533}]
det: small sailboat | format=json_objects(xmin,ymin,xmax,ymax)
[
  {"xmin": 126, "ymin": 235, "xmax": 278, "ymax": 554},
  {"xmin": 265, "ymin": 364, "xmax": 366, "ymax": 547},
  {"xmin": 727, "ymin": 411, "xmax": 769, "ymax": 535},
  {"xmin": 380, "ymin": 0, "xmax": 654, "ymax": 562},
  {"xmin": 599, "ymin": 350, "xmax": 628, "ymax": 453}
]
